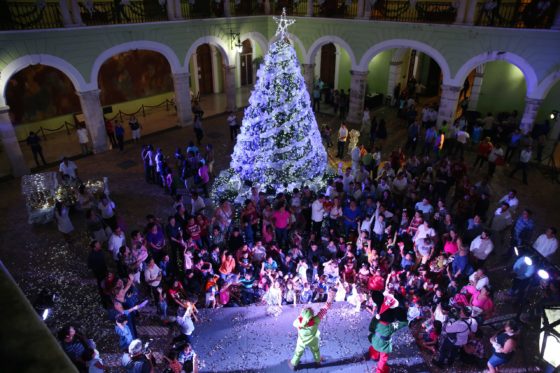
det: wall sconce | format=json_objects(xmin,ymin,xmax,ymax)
[{"xmin": 229, "ymin": 29, "xmax": 243, "ymax": 54}]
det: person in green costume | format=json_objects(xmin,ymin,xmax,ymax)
[
  {"xmin": 367, "ymin": 290, "xmax": 408, "ymax": 373},
  {"xmin": 288, "ymin": 290, "xmax": 334, "ymax": 370}
]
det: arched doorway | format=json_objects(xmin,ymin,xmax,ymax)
[
  {"xmin": 4, "ymin": 64, "xmax": 82, "ymax": 170},
  {"xmin": 320, "ymin": 43, "xmax": 336, "ymax": 88},
  {"xmin": 240, "ymin": 39, "xmax": 253, "ymax": 87},
  {"xmin": 97, "ymin": 49, "xmax": 175, "ymax": 138},
  {"xmin": 196, "ymin": 44, "xmax": 214, "ymax": 95}
]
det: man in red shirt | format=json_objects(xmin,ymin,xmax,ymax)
[{"xmin": 473, "ymin": 137, "xmax": 493, "ymax": 169}]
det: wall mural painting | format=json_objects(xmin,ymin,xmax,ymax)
[
  {"xmin": 5, "ymin": 65, "xmax": 81, "ymax": 125},
  {"xmin": 98, "ymin": 50, "xmax": 174, "ymax": 106}
]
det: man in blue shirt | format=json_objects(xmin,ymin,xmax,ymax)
[{"xmin": 115, "ymin": 314, "xmax": 134, "ymax": 352}]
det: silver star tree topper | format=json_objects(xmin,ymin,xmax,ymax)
[{"xmin": 273, "ymin": 7, "xmax": 295, "ymax": 38}]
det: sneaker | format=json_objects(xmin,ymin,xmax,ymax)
[{"xmin": 287, "ymin": 360, "xmax": 297, "ymax": 371}]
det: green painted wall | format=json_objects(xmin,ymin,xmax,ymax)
[
  {"xmin": 537, "ymin": 81, "xmax": 560, "ymax": 122},
  {"xmin": 366, "ymin": 50, "xmax": 391, "ymax": 95},
  {"xmin": 476, "ymin": 61, "xmax": 526, "ymax": 115},
  {"xmin": 338, "ymin": 47, "xmax": 351, "ymax": 91},
  {"xmin": 14, "ymin": 92, "xmax": 174, "ymax": 141}
]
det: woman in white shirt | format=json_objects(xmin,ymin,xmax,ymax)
[{"xmin": 328, "ymin": 197, "xmax": 342, "ymax": 230}]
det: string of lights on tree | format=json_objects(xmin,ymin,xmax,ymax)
[{"xmin": 212, "ymin": 9, "xmax": 329, "ymax": 203}]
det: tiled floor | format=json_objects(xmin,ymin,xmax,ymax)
[{"xmin": 0, "ymin": 98, "xmax": 558, "ymax": 372}]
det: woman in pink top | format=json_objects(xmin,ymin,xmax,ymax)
[
  {"xmin": 272, "ymin": 204, "xmax": 291, "ymax": 248},
  {"xmin": 443, "ymin": 229, "xmax": 461, "ymax": 255},
  {"xmin": 464, "ymin": 284, "xmax": 494, "ymax": 319}
]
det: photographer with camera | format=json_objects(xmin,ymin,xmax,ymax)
[
  {"xmin": 122, "ymin": 339, "xmax": 154, "ymax": 373},
  {"xmin": 432, "ymin": 306, "xmax": 477, "ymax": 369}
]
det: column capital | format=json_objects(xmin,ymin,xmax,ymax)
[
  {"xmin": 389, "ymin": 61, "xmax": 403, "ymax": 66},
  {"xmin": 525, "ymin": 97, "xmax": 543, "ymax": 105},
  {"xmin": 441, "ymin": 84, "xmax": 462, "ymax": 92},
  {"xmin": 302, "ymin": 63, "xmax": 316, "ymax": 68},
  {"xmin": 172, "ymin": 71, "xmax": 190, "ymax": 80},
  {"xmin": 76, "ymin": 89, "xmax": 101, "ymax": 98},
  {"xmin": 350, "ymin": 70, "xmax": 369, "ymax": 78},
  {"xmin": 0, "ymin": 105, "xmax": 10, "ymax": 114},
  {"xmin": 224, "ymin": 65, "xmax": 236, "ymax": 72}
]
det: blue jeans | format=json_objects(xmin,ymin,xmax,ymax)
[{"xmin": 275, "ymin": 227, "xmax": 288, "ymax": 247}]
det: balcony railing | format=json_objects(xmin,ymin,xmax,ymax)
[
  {"xmin": 0, "ymin": 0, "xmax": 557, "ymax": 31},
  {"xmin": 370, "ymin": 1, "xmax": 457, "ymax": 24},
  {"xmin": 0, "ymin": 1, "xmax": 63, "ymax": 30},
  {"xmin": 80, "ymin": 1, "xmax": 167, "ymax": 26}
]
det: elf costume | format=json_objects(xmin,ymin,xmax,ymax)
[
  {"xmin": 289, "ymin": 294, "xmax": 333, "ymax": 370},
  {"xmin": 367, "ymin": 291, "xmax": 408, "ymax": 373}
]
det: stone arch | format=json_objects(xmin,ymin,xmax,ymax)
[
  {"xmin": 239, "ymin": 31, "xmax": 269, "ymax": 56},
  {"xmin": 453, "ymin": 51, "xmax": 538, "ymax": 96},
  {"xmin": 305, "ymin": 35, "xmax": 357, "ymax": 68},
  {"xmin": 0, "ymin": 54, "xmax": 88, "ymax": 106},
  {"xmin": 358, "ymin": 39, "xmax": 452, "ymax": 84},
  {"xmin": 90, "ymin": 40, "xmax": 182, "ymax": 87},
  {"xmin": 532, "ymin": 69, "xmax": 560, "ymax": 100},
  {"xmin": 184, "ymin": 36, "xmax": 231, "ymax": 71}
]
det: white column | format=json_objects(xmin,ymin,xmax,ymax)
[
  {"xmin": 191, "ymin": 53, "xmax": 200, "ymax": 96},
  {"xmin": 264, "ymin": 0, "xmax": 271, "ymax": 15},
  {"xmin": 224, "ymin": 0, "xmax": 231, "ymax": 17},
  {"xmin": 172, "ymin": 72, "xmax": 193, "ymax": 127},
  {"xmin": 364, "ymin": 0, "xmax": 373, "ymax": 19},
  {"xmin": 70, "ymin": 0, "xmax": 83, "ymax": 25},
  {"xmin": 307, "ymin": 0, "xmax": 314, "ymax": 16},
  {"xmin": 468, "ymin": 65, "xmax": 485, "ymax": 110},
  {"xmin": 347, "ymin": 70, "xmax": 368, "ymax": 124},
  {"xmin": 0, "ymin": 106, "xmax": 29, "ymax": 177},
  {"xmin": 59, "ymin": 0, "xmax": 73, "ymax": 26},
  {"xmin": 464, "ymin": 0, "xmax": 477, "ymax": 25},
  {"xmin": 454, "ymin": 0, "xmax": 468, "ymax": 24},
  {"xmin": 224, "ymin": 65, "xmax": 237, "ymax": 111},
  {"xmin": 552, "ymin": 4, "xmax": 560, "ymax": 29},
  {"xmin": 356, "ymin": 0, "xmax": 365, "ymax": 18},
  {"xmin": 387, "ymin": 60, "xmax": 402, "ymax": 100},
  {"xmin": 519, "ymin": 98, "xmax": 543, "ymax": 135},
  {"xmin": 302, "ymin": 63, "xmax": 315, "ymax": 97},
  {"xmin": 166, "ymin": 0, "xmax": 176, "ymax": 20},
  {"xmin": 174, "ymin": 0, "xmax": 184, "ymax": 20},
  {"xmin": 76, "ymin": 90, "xmax": 109, "ymax": 154},
  {"xmin": 436, "ymin": 84, "xmax": 461, "ymax": 127}
]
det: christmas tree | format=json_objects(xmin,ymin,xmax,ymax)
[
  {"xmin": 230, "ymin": 9, "xmax": 327, "ymax": 189},
  {"xmin": 212, "ymin": 9, "xmax": 328, "ymax": 202}
]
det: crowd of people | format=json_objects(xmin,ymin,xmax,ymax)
[{"xmin": 50, "ymin": 96, "xmax": 560, "ymax": 373}]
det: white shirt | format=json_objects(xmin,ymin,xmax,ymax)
[
  {"xmin": 488, "ymin": 147, "xmax": 504, "ymax": 162},
  {"xmin": 499, "ymin": 194, "xmax": 519, "ymax": 212},
  {"xmin": 456, "ymin": 130, "xmax": 470, "ymax": 144},
  {"xmin": 533, "ymin": 234, "xmax": 558, "ymax": 258},
  {"xmin": 77, "ymin": 128, "xmax": 89, "ymax": 144},
  {"xmin": 414, "ymin": 224, "xmax": 435, "ymax": 244},
  {"xmin": 98, "ymin": 200, "xmax": 116, "ymax": 219},
  {"xmin": 59, "ymin": 161, "xmax": 78, "ymax": 178},
  {"xmin": 144, "ymin": 264, "xmax": 161, "ymax": 287},
  {"xmin": 469, "ymin": 235, "xmax": 494, "ymax": 260},
  {"xmin": 311, "ymin": 199, "xmax": 325, "ymax": 222},
  {"xmin": 108, "ymin": 232, "xmax": 125, "ymax": 260},
  {"xmin": 190, "ymin": 196, "xmax": 206, "ymax": 215},
  {"xmin": 520, "ymin": 149, "xmax": 532, "ymax": 163},
  {"xmin": 468, "ymin": 273, "xmax": 490, "ymax": 290},
  {"xmin": 491, "ymin": 207, "xmax": 512, "ymax": 231},
  {"xmin": 227, "ymin": 114, "xmax": 237, "ymax": 127}
]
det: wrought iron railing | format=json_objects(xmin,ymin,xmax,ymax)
[
  {"xmin": 0, "ymin": 0, "xmax": 557, "ymax": 30},
  {"xmin": 370, "ymin": 1, "xmax": 457, "ymax": 24},
  {"xmin": 229, "ymin": 0, "xmax": 266, "ymax": 16},
  {"xmin": 474, "ymin": 0, "xmax": 555, "ymax": 29},
  {"xmin": 80, "ymin": 1, "xmax": 167, "ymax": 26},
  {"xmin": 0, "ymin": 1, "xmax": 63, "ymax": 30}
]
